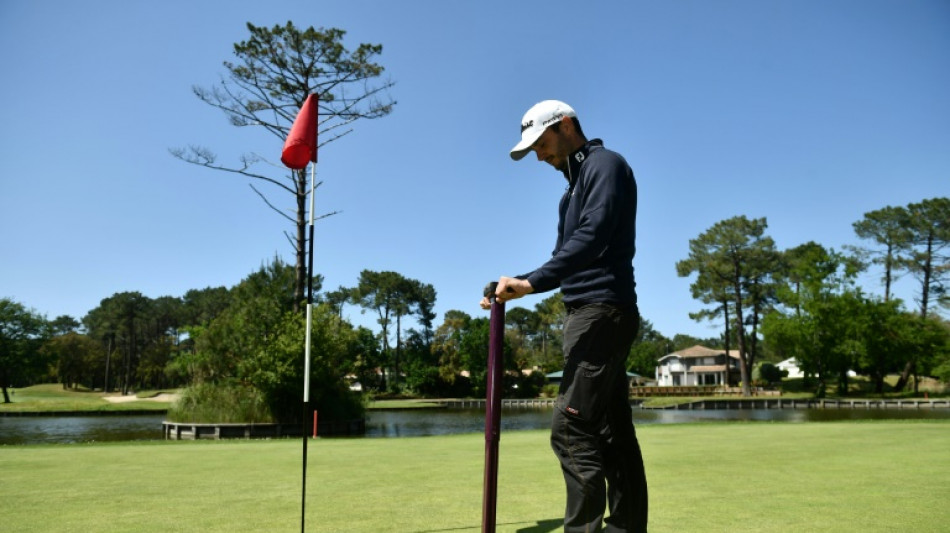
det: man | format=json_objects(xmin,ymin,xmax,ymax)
[{"xmin": 481, "ymin": 100, "xmax": 648, "ymax": 532}]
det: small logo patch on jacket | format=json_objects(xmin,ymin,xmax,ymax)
[{"xmin": 566, "ymin": 406, "xmax": 579, "ymax": 415}]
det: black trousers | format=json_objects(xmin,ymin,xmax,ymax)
[{"xmin": 551, "ymin": 303, "xmax": 648, "ymax": 533}]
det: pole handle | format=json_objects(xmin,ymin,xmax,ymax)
[{"xmin": 483, "ymin": 281, "xmax": 498, "ymax": 302}]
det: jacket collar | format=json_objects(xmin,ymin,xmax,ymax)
[{"xmin": 563, "ymin": 139, "xmax": 604, "ymax": 186}]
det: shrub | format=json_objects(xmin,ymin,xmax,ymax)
[
  {"xmin": 754, "ymin": 362, "xmax": 787, "ymax": 385},
  {"xmin": 512, "ymin": 370, "xmax": 547, "ymax": 398},
  {"xmin": 167, "ymin": 381, "xmax": 272, "ymax": 423}
]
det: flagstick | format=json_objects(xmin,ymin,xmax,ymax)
[{"xmin": 301, "ymin": 161, "xmax": 316, "ymax": 533}]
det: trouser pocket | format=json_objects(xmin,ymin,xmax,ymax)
[
  {"xmin": 556, "ymin": 304, "xmax": 632, "ymax": 425},
  {"xmin": 557, "ymin": 360, "xmax": 617, "ymax": 424}
]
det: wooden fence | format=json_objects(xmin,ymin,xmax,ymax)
[
  {"xmin": 162, "ymin": 418, "xmax": 365, "ymax": 440},
  {"xmin": 648, "ymin": 398, "xmax": 950, "ymax": 410},
  {"xmin": 630, "ymin": 386, "xmax": 780, "ymax": 397}
]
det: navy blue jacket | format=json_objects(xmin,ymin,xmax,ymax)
[{"xmin": 522, "ymin": 139, "xmax": 637, "ymax": 307}]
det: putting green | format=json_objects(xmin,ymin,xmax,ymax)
[{"xmin": 2, "ymin": 421, "xmax": 947, "ymax": 532}]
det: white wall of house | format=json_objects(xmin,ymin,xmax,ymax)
[
  {"xmin": 774, "ymin": 358, "xmax": 856, "ymax": 379},
  {"xmin": 656, "ymin": 356, "xmax": 729, "ymax": 386},
  {"xmin": 656, "ymin": 356, "xmax": 685, "ymax": 386},
  {"xmin": 776, "ymin": 358, "xmax": 804, "ymax": 379}
]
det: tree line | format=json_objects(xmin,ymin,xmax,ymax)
[
  {"xmin": 0, "ymin": 261, "xmax": 579, "ymax": 419},
  {"xmin": 0, "ymin": 259, "xmax": 675, "ymax": 417},
  {"xmin": 677, "ymin": 197, "xmax": 949, "ymax": 397},
  {"xmin": 3, "ymin": 197, "xmax": 947, "ymax": 417}
]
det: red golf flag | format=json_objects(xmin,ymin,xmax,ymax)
[{"xmin": 281, "ymin": 94, "xmax": 319, "ymax": 169}]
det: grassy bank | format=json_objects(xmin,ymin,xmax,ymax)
[
  {"xmin": 3, "ymin": 421, "xmax": 947, "ymax": 532},
  {"xmin": 7, "ymin": 380, "xmax": 944, "ymax": 415},
  {"xmin": 0, "ymin": 384, "xmax": 174, "ymax": 413},
  {"xmin": 2, "ymin": 385, "xmax": 455, "ymax": 414},
  {"xmin": 368, "ymin": 399, "xmax": 446, "ymax": 409}
]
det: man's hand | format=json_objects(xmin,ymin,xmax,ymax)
[{"xmin": 479, "ymin": 276, "xmax": 534, "ymax": 309}]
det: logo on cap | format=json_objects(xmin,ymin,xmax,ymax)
[
  {"xmin": 521, "ymin": 120, "xmax": 534, "ymax": 133},
  {"xmin": 542, "ymin": 113, "xmax": 565, "ymax": 127}
]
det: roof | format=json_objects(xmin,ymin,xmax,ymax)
[{"xmin": 657, "ymin": 345, "xmax": 740, "ymax": 363}]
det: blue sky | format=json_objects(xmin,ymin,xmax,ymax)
[{"xmin": 1, "ymin": 0, "xmax": 948, "ymax": 340}]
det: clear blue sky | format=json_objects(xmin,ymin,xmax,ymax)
[{"xmin": 2, "ymin": 0, "xmax": 948, "ymax": 340}]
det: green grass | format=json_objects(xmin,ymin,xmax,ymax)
[
  {"xmin": 780, "ymin": 374, "xmax": 947, "ymax": 397},
  {"xmin": 369, "ymin": 399, "xmax": 447, "ymax": 409},
  {"xmin": 2, "ymin": 421, "xmax": 948, "ymax": 532},
  {"xmin": 0, "ymin": 384, "xmax": 173, "ymax": 413}
]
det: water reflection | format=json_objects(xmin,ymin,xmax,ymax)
[
  {"xmin": 362, "ymin": 406, "xmax": 950, "ymax": 438},
  {"xmin": 0, "ymin": 415, "xmax": 166, "ymax": 445},
  {"xmin": 2, "ymin": 406, "xmax": 948, "ymax": 444},
  {"xmin": 365, "ymin": 408, "xmax": 554, "ymax": 438}
]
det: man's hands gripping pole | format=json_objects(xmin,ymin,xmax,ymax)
[{"xmin": 480, "ymin": 277, "xmax": 534, "ymax": 310}]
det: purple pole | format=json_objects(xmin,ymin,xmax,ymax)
[{"xmin": 482, "ymin": 282, "xmax": 505, "ymax": 533}]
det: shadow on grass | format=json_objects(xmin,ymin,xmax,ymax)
[
  {"xmin": 414, "ymin": 518, "xmax": 560, "ymax": 533},
  {"xmin": 515, "ymin": 518, "xmax": 561, "ymax": 532}
]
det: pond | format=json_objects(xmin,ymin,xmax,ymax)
[
  {"xmin": 2, "ymin": 405, "xmax": 949, "ymax": 444},
  {"xmin": 363, "ymin": 405, "xmax": 950, "ymax": 438},
  {"xmin": 0, "ymin": 414, "xmax": 168, "ymax": 445}
]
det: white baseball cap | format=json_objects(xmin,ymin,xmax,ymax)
[{"xmin": 510, "ymin": 100, "xmax": 577, "ymax": 161}]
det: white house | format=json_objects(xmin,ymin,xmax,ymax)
[
  {"xmin": 774, "ymin": 357, "xmax": 856, "ymax": 379},
  {"xmin": 655, "ymin": 345, "xmax": 741, "ymax": 387},
  {"xmin": 775, "ymin": 358, "xmax": 804, "ymax": 379}
]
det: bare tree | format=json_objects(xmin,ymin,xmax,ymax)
[{"xmin": 172, "ymin": 22, "xmax": 395, "ymax": 310}]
